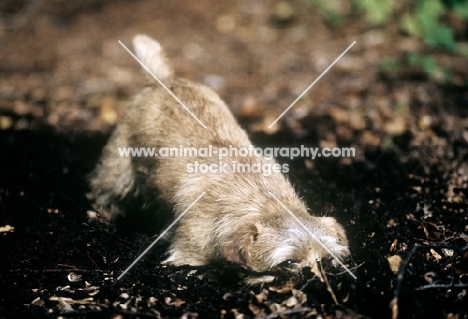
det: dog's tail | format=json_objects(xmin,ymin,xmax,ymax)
[{"xmin": 132, "ymin": 34, "xmax": 174, "ymax": 81}]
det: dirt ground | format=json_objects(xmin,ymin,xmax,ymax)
[{"xmin": 1, "ymin": 0, "xmax": 468, "ymax": 318}]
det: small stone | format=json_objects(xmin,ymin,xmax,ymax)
[
  {"xmin": 120, "ymin": 293, "xmax": 129, "ymax": 300},
  {"xmin": 387, "ymin": 255, "xmax": 402, "ymax": 274},
  {"xmin": 441, "ymin": 248, "xmax": 454, "ymax": 257}
]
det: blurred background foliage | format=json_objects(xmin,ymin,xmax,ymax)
[{"xmin": 307, "ymin": 0, "xmax": 468, "ymax": 85}]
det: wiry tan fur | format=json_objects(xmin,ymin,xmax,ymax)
[{"xmin": 88, "ymin": 34, "xmax": 349, "ymax": 284}]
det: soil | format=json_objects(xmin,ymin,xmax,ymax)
[{"xmin": 1, "ymin": 0, "xmax": 468, "ymax": 318}]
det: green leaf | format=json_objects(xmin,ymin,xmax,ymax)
[
  {"xmin": 401, "ymin": 14, "xmax": 421, "ymax": 37},
  {"xmin": 421, "ymin": 56, "xmax": 438, "ymax": 76},
  {"xmin": 454, "ymin": 1, "xmax": 468, "ymax": 18},
  {"xmin": 355, "ymin": 0, "xmax": 394, "ymax": 25}
]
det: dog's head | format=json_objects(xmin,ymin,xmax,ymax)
[{"xmin": 219, "ymin": 200, "xmax": 349, "ymax": 285}]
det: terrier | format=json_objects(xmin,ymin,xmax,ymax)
[{"xmin": 88, "ymin": 35, "xmax": 349, "ymax": 284}]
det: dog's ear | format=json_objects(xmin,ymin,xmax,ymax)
[
  {"xmin": 320, "ymin": 217, "xmax": 349, "ymax": 255},
  {"xmin": 221, "ymin": 223, "xmax": 259, "ymax": 268}
]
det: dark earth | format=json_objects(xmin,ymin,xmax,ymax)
[{"xmin": 1, "ymin": 0, "xmax": 468, "ymax": 318}]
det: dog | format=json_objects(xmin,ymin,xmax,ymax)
[{"xmin": 88, "ymin": 35, "xmax": 349, "ymax": 284}]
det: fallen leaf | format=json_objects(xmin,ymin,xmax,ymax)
[
  {"xmin": 422, "ymin": 221, "xmax": 442, "ymax": 241},
  {"xmin": 430, "ymin": 249, "xmax": 442, "ymax": 261}
]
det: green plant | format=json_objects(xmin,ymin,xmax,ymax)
[
  {"xmin": 401, "ymin": 0, "xmax": 456, "ymax": 51},
  {"xmin": 447, "ymin": 0, "xmax": 468, "ymax": 18},
  {"xmin": 379, "ymin": 54, "xmax": 454, "ymax": 83},
  {"xmin": 307, "ymin": 0, "xmax": 467, "ymax": 85},
  {"xmin": 353, "ymin": 0, "xmax": 394, "ymax": 25},
  {"xmin": 379, "ymin": 58, "xmax": 403, "ymax": 74},
  {"xmin": 307, "ymin": 0, "xmax": 468, "ymax": 52},
  {"xmin": 306, "ymin": 0, "xmax": 345, "ymax": 26},
  {"xmin": 408, "ymin": 53, "xmax": 454, "ymax": 82}
]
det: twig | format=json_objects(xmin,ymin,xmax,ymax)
[
  {"xmin": 318, "ymin": 259, "xmax": 339, "ymax": 305},
  {"xmin": 417, "ymin": 283, "xmax": 468, "ymax": 290},
  {"xmin": 299, "ymin": 275, "xmax": 320, "ymax": 291},
  {"xmin": 10, "ymin": 268, "xmax": 109, "ymax": 273},
  {"xmin": 334, "ymin": 262, "xmax": 365, "ymax": 276}
]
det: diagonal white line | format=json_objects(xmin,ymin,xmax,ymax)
[
  {"xmin": 118, "ymin": 40, "xmax": 207, "ymax": 129},
  {"xmin": 268, "ymin": 41, "xmax": 356, "ymax": 128},
  {"xmin": 268, "ymin": 192, "xmax": 357, "ymax": 279},
  {"xmin": 116, "ymin": 192, "xmax": 206, "ymax": 281}
]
